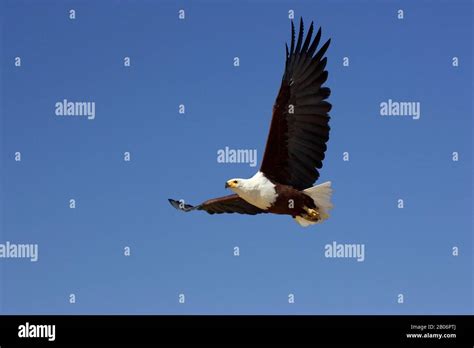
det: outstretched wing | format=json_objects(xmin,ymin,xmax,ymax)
[
  {"xmin": 260, "ymin": 18, "xmax": 331, "ymax": 191},
  {"xmin": 168, "ymin": 194, "xmax": 266, "ymax": 215}
]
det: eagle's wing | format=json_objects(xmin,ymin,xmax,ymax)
[
  {"xmin": 260, "ymin": 18, "xmax": 331, "ymax": 191},
  {"xmin": 168, "ymin": 194, "xmax": 266, "ymax": 215}
]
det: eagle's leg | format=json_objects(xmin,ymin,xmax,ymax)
[{"xmin": 302, "ymin": 206, "xmax": 320, "ymax": 221}]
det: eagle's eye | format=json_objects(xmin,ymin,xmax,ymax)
[{"xmin": 233, "ymin": 180, "xmax": 238, "ymax": 184}]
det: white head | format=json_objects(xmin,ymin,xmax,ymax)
[
  {"xmin": 225, "ymin": 178, "xmax": 246, "ymax": 193},
  {"xmin": 224, "ymin": 172, "xmax": 277, "ymax": 210}
]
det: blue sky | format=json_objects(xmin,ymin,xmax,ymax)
[{"xmin": 0, "ymin": 0, "xmax": 472, "ymax": 314}]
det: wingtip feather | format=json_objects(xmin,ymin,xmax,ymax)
[{"xmin": 168, "ymin": 198, "xmax": 196, "ymax": 212}]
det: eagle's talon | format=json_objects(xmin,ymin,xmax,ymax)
[{"xmin": 303, "ymin": 206, "xmax": 320, "ymax": 221}]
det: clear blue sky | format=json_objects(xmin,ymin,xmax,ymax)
[{"xmin": 0, "ymin": 0, "xmax": 472, "ymax": 314}]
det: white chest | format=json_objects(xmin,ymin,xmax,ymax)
[{"xmin": 235, "ymin": 172, "xmax": 277, "ymax": 210}]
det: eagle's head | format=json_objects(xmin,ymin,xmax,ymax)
[
  {"xmin": 225, "ymin": 179, "xmax": 242, "ymax": 190},
  {"xmin": 224, "ymin": 172, "xmax": 277, "ymax": 211}
]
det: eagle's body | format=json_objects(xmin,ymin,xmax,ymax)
[
  {"xmin": 169, "ymin": 18, "xmax": 334, "ymax": 227},
  {"xmin": 228, "ymin": 171, "xmax": 313, "ymax": 215}
]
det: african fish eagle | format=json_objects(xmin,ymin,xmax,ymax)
[{"xmin": 169, "ymin": 18, "xmax": 333, "ymax": 227}]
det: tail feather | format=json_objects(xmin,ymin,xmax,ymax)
[
  {"xmin": 294, "ymin": 181, "xmax": 333, "ymax": 227},
  {"xmin": 305, "ymin": 181, "xmax": 333, "ymax": 212}
]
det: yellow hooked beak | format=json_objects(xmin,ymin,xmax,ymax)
[{"xmin": 225, "ymin": 180, "xmax": 238, "ymax": 189}]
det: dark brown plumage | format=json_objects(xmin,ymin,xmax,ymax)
[
  {"xmin": 266, "ymin": 184, "xmax": 316, "ymax": 216},
  {"xmin": 260, "ymin": 19, "xmax": 331, "ymax": 191},
  {"xmin": 169, "ymin": 195, "xmax": 266, "ymax": 215}
]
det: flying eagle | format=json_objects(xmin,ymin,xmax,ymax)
[{"xmin": 169, "ymin": 18, "xmax": 333, "ymax": 227}]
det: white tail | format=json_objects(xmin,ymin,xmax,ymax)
[{"xmin": 294, "ymin": 181, "xmax": 334, "ymax": 227}]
